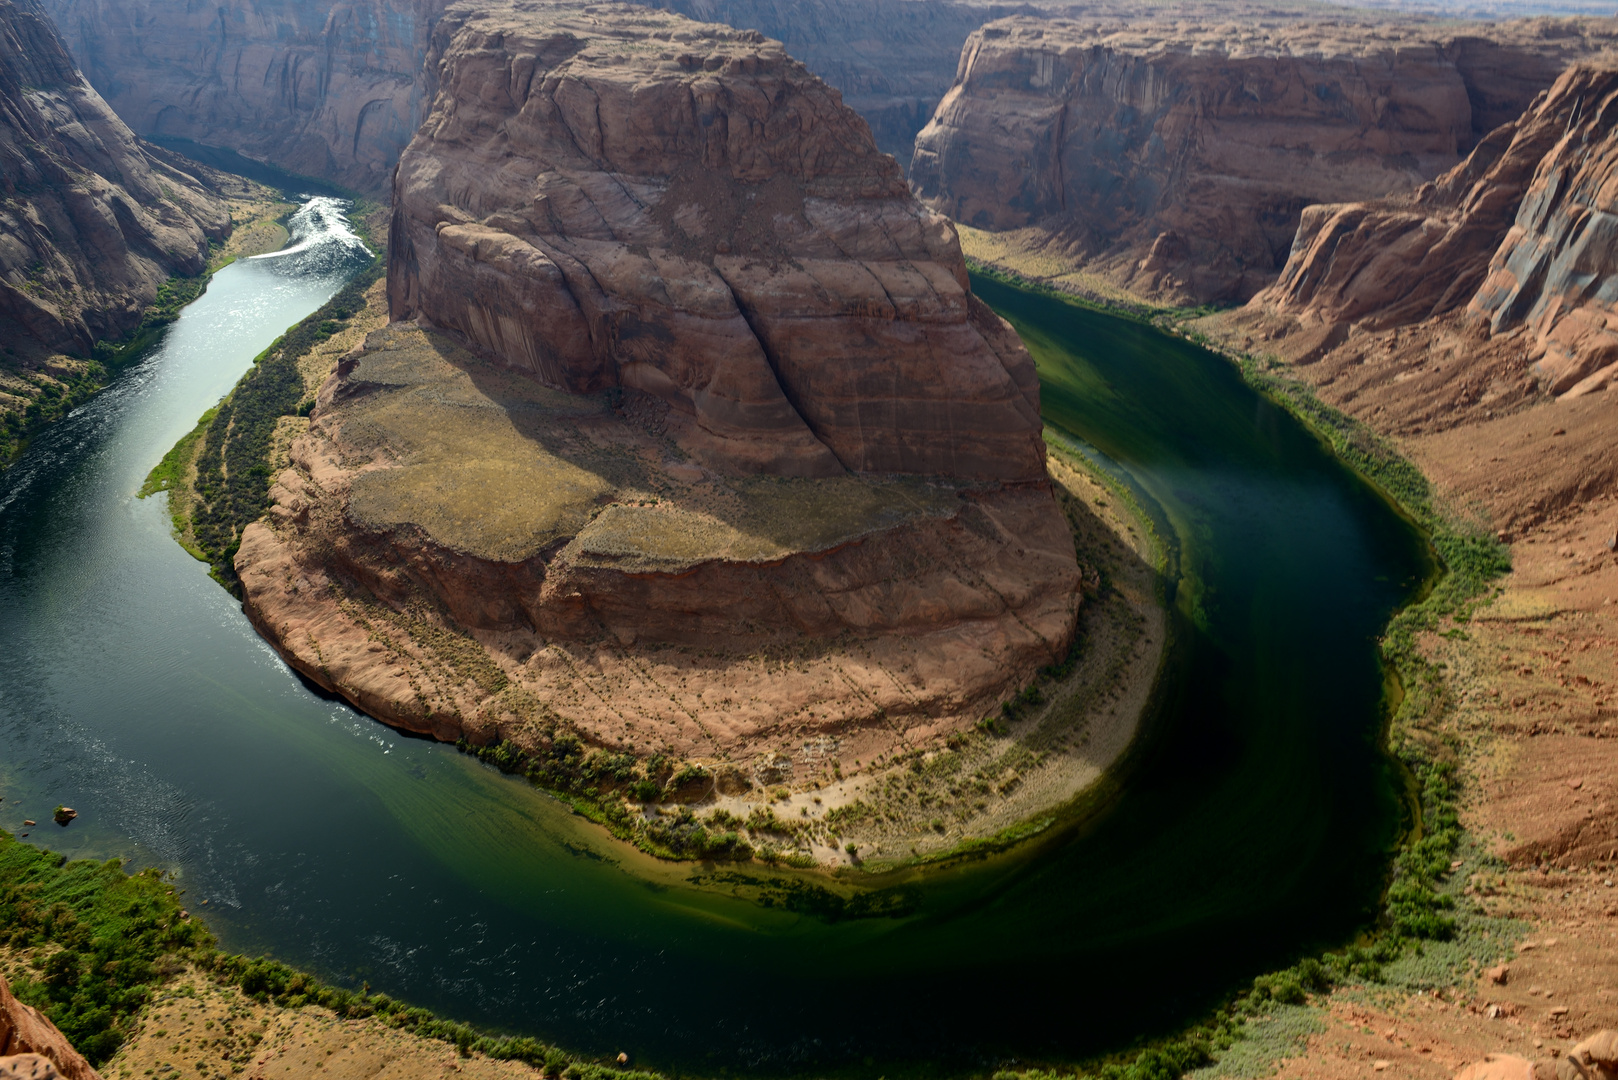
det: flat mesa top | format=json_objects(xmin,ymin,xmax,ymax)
[{"xmin": 337, "ymin": 325, "xmax": 965, "ymax": 567}]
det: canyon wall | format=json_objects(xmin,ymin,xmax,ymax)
[
  {"xmin": 0, "ymin": 0, "xmax": 228, "ymax": 358},
  {"xmin": 38, "ymin": 0, "xmax": 1008, "ymax": 191},
  {"xmin": 912, "ymin": 15, "xmax": 1617, "ymax": 304},
  {"xmin": 388, "ymin": 0, "xmax": 1046, "ymax": 481},
  {"xmin": 1252, "ymin": 64, "xmax": 1618, "ymax": 397},
  {"xmin": 643, "ymin": 0, "xmax": 1029, "ymax": 164},
  {"xmin": 40, "ymin": 0, "xmax": 445, "ymax": 193}
]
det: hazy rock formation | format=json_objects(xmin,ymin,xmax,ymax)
[
  {"xmin": 1250, "ymin": 64, "xmax": 1618, "ymax": 397},
  {"xmin": 240, "ymin": 0, "xmax": 1079, "ymax": 778},
  {"xmin": 911, "ymin": 15, "xmax": 1617, "ymax": 303},
  {"xmin": 41, "ymin": 0, "xmax": 444, "ymax": 193},
  {"xmin": 0, "ymin": 973, "xmax": 98, "ymax": 1080},
  {"xmin": 388, "ymin": 0, "xmax": 1047, "ymax": 481},
  {"xmin": 643, "ymin": 0, "xmax": 1031, "ymax": 164},
  {"xmin": 1469, "ymin": 67, "xmax": 1618, "ymax": 395},
  {"xmin": 0, "ymin": 0, "xmax": 228, "ymax": 357}
]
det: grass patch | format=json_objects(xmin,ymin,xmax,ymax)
[
  {"xmin": 456, "ymin": 734, "xmax": 758, "ymax": 864},
  {"xmin": 186, "ymin": 256, "xmax": 382, "ymax": 590},
  {"xmin": 0, "ymin": 829, "xmax": 664, "ymax": 1079}
]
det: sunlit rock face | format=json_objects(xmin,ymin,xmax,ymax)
[{"xmin": 910, "ymin": 15, "xmax": 1616, "ymax": 304}]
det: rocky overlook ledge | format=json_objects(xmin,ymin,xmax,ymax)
[{"xmin": 237, "ymin": 0, "xmax": 1082, "ymax": 803}]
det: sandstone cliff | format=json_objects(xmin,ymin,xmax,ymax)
[
  {"xmin": 388, "ymin": 0, "xmax": 1046, "ymax": 481},
  {"xmin": 0, "ymin": 973, "xmax": 98, "ymax": 1080},
  {"xmin": 912, "ymin": 15, "xmax": 1618, "ymax": 304},
  {"xmin": 0, "ymin": 0, "xmax": 229, "ymax": 358},
  {"xmin": 1250, "ymin": 64, "xmax": 1618, "ymax": 397},
  {"xmin": 238, "ymin": 1, "xmax": 1080, "ymax": 811},
  {"xmin": 644, "ymin": 0, "xmax": 1031, "ymax": 165},
  {"xmin": 40, "ymin": 0, "xmax": 444, "ymax": 194}
]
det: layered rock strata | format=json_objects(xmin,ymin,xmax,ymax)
[
  {"xmin": 41, "ymin": 0, "xmax": 444, "ymax": 193},
  {"xmin": 388, "ymin": 0, "xmax": 1047, "ymax": 482},
  {"xmin": 1250, "ymin": 64, "xmax": 1618, "ymax": 398},
  {"xmin": 912, "ymin": 15, "xmax": 1618, "ymax": 304},
  {"xmin": 644, "ymin": 0, "xmax": 1030, "ymax": 164},
  {"xmin": 0, "ymin": 0, "xmax": 228, "ymax": 357},
  {"xmin": 240, "ymin": 1, "xmax": 1079, "ymax": 780}
]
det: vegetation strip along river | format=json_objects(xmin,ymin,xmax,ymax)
[{"xmin": 0, "ymin": 234, "xmax": 1433, "ymax": 1073}]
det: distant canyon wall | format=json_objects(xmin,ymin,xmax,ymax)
[
  {"xmin": 0, "ymin": 0, "xmax": 227, "ymax": 358},
  {"xmin": 642, "ymin": 0, "xmax": 1030, "ymax": 164},
  {"xmin": 1254, "ymin": 62, "xmax": 1618, "ymax": 398},
  {"xmin": 41, "ymin": 0, "xmax": 446, "ymax": 193},
  {"xmin": 912, "ymin": 15, "xmax": 1618, "ymax": 303}
]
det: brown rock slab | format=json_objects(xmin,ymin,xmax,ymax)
[{"xmin": 0, "ymin": 974, "xmax": 99, "ymax": 1080}]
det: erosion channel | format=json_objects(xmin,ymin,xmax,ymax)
[{"xmin": 0, "ymin": 227, "xmax": 1435, "ymax": 1072}]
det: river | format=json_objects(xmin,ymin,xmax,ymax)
[{"xmin": 0, "ymin": 213, "xmax": 1434, "ymax": 1075}]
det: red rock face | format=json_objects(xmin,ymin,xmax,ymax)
[
  {"xmin": 0, "ymin": 0, "xmax": 228, "ymax": 356},
  {"xmin": 1251, "ymin": 64, "xmax": 1618, "ymax": 398},
  {"xmin": 0, "ymin": 972, "xmax": 99, "ymax": 1080},
  {"xmin": 910, "ymin": 16, "xmax": 1614, "ymax": 304},
  {"xmin": 1469, "ymin": 67, "xmax": 1618, "ymax": 396},
  {"xmin": 1253, "ymin": 86, "xmax": 1570, "ymax": 331},
  {"xmin": 388, "ymin": 0, "xmax": 1045, "ymax": 482}
]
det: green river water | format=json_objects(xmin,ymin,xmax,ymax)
[{"xmin": 0, "ymin": 231, "xmax": 1435, "ymax": 1074}]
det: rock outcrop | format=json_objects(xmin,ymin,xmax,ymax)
[
  {"xmin": 1249, "ymin": 64, "xmax": 1618, "ymax": 397},
  {"xmin": 1468, "ymin": 67, "xmax": 1618, "ymax": 396},
  {"xmin": 911, "ymin": 15, "xmax": 1618, "ymax": 304},
  {"xmin": 40, "ymin": 0, "xmax": 445, "ymax": 193},
  {"xmin": 239, "ymin": 0, "xmax": 1079, "ymax": 787},
  {"xmin": 388, "ymin": 0, "xmax": 1046, "ymax": 481},
  {"xmin": 0, "ymin": 0, "xmax": 228, "ymax": 358},
  {"xmin": 0, "ymin": 973, "xmax": 99, "ymax": 1080}
]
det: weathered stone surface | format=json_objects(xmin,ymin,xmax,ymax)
[
  {"xmin": 1248, "ymin": 64, "xmax": 1618, "ymax": 398},
  {"xmin": 42, "ymin": 0, "xmax": 442, "ymax": 194},
  {"xmin": 0, "ymin": 973, "xmax": 99, "ymax": 1080},
  {"xmin": 237, "ymin": 322, "xmax": 1080, "ymax": 766},
  {"xmin": 388, "ymin": 0, "xmax": 1046, "ymax": 482},
  {"xmin": 0, "ymin": 0, "xmax": 228, "ymax": 357},
  {"xmin": 1468, "ymin": 67, "xmax": 1618, "ymax": 396},
  {"xmin": 1252, "ymin": 74, "xmax": 1575, "ymax": 331},
  {"xmin": 644, "ymin": 0, "xmax": 1029, "ymax": 165},
  {"xmin": 911, "ymin": 15, "xmax": 1617, "ymax": 304}
]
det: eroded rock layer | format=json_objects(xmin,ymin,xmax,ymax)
[
  {"xmin": 388, "ymin": 0, "xmax": 1046, "ymax": 482},
  {"xmin": 0, "ymin": 0, "xmax": 228, "ymax": 357},
  {"xmin": 238, "ymin": 322, "xmax": 1080, "ymax": 766},
  {"xmin": 912, "ymin": 15, "xmax": 1618, "ymax": 304},
  {"xmin": 1249, "ymin": 64, "xmax": 1618, "ymax": 398},
  {"xmin": 41, "ymin": 0, "xmax": 441, "ymax": 194},
  {"xmin": 0, "ymin": 972, "xmax": 98, "ymax": 1080}
]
